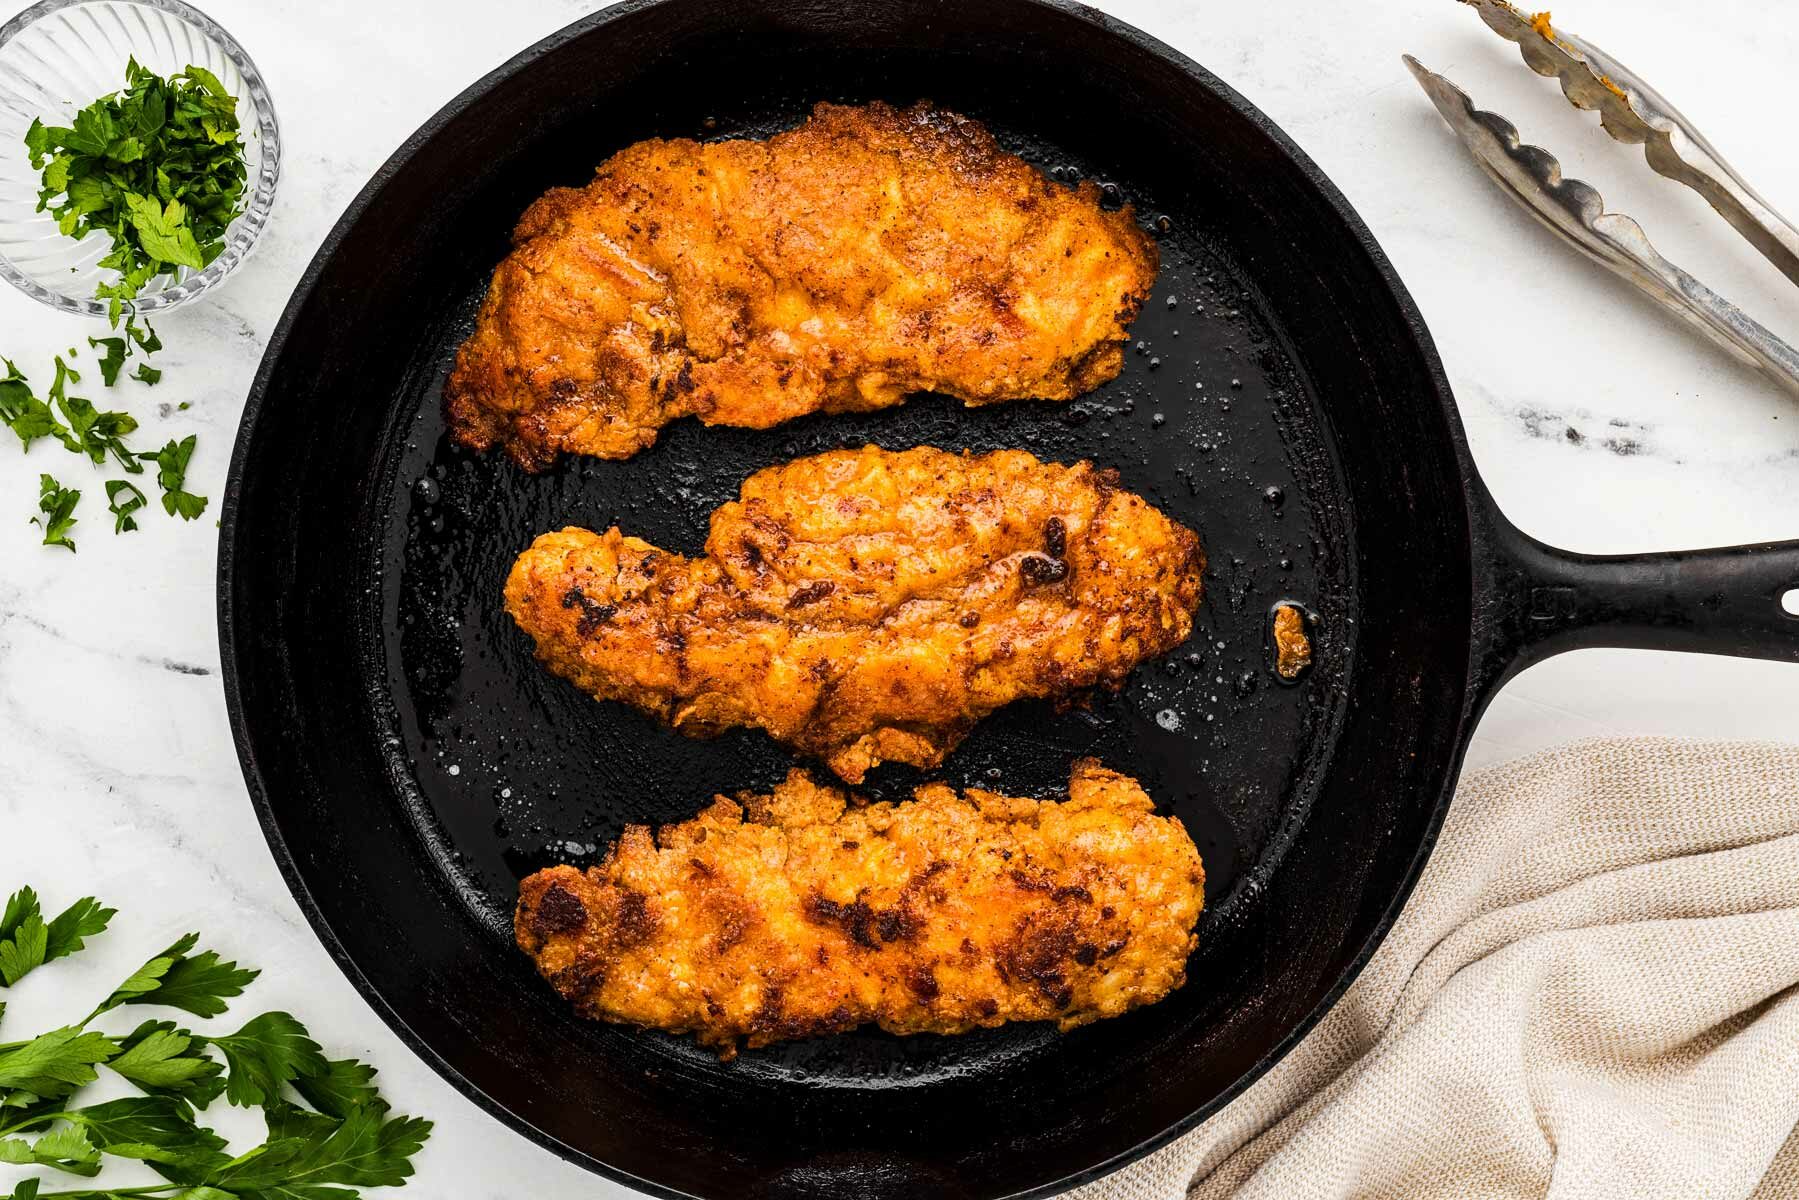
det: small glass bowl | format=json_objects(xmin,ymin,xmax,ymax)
[{"xmin": 0, "ymin": 0, "xmax": 279, "ymax": 316}]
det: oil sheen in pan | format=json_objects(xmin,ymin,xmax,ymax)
[{"xmin": 377, "ymin": 112, "xmax": 1355, "ymax": 1085}]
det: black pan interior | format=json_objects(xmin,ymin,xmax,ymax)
[{"xmin": 223, "ymin": 3, "xmax": 1476, "ymax": 1197}]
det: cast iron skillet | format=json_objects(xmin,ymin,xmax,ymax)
[{"xmin": 217, "ymin": 1, "xmax": 1799, "ymax": 1196}]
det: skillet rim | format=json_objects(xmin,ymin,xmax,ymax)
[{"xmin": 216, "ymin": 0, "xmax": 1478, "ymax": 1194}]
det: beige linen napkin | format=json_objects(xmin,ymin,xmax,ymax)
[{"xmin": 1077, "ymin": 738, "xmax": 1799, "ymax": 1200}]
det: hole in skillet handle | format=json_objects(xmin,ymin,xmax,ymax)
[{"xmin": 1782, "ymin": 587, "xmax": 1799, "ymax": 618}]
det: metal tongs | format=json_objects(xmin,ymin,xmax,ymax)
[{"xmin": 1405, "ymin": 0, "xmax": 1799, "ymax": 395}]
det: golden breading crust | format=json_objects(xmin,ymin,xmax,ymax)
[
  {"xmin": 515, "ymin": 761, "xmax": 1204, "ymax": 1056},
  {"xmin": 504, "ymin": 446, "xmax": 1204, "ymax": 782},
  {"xmin": 445, "ymin": 100, "xmax": 1159, "ymax": 469}
]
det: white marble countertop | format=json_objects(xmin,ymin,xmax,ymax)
[{"xmin": 1, "ymin": 0, "xmax": 1795, "ymax": 1195}]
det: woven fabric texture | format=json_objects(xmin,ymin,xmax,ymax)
[{"xmin": 1076, "ymin": 739, "xmax": 1799, "ymax": 1200}]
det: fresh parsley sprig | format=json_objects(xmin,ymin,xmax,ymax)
[{"xmin": 0, "ymin": 885, "xmax": 432, "ymax": 1200}]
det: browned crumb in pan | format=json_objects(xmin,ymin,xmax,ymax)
[
  {"xmin": 1273, "ymin": 603, "xmax": 1312, "ymax": 681},
  {"xmin": 514, "ymin": 760, "xmax": 1205, "ymax": 1058}
]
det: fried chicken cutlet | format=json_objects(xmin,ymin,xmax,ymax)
[
  {"xmin": 505, "ymin": 446, "xmax": 1204, "ymax": 782},
  {"xmin": 516, "ymin": 761, "xmax": 1204, "ymax": 1056},
  {"xmin": 445, "ymin": 101, "xmax": 1159, "ymax": 469}
]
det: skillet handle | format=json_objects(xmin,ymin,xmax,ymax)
[{"xmin": 1474, "ymin": 511, "xmax": 1799, "ymax": 697}]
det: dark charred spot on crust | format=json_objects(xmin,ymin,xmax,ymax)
[
  {"xmin": 1000, "ymin": 910, "xmax": 1083, "ymax": 1006},
  {"xmin": 1020, "ymin": 553, "xmax": 1069, "ymax": 586},
  {"xmin": 786, "ymin": 580, "xmax": 836, "ymax": 610},
  {"xmin": 841, "ymin": 840, "xmax": 859, "ymax": 850},
  {"xmin": 959, "ymin": 611, "xmax": 980, "ymax": 628},
  {"xmin": 876, "ymin": 906, "xmax": 923, "ymax": 944},
  {"xmin": 804, "ymin": 893, "xmax": 878, "ymax": 949},
  {"xmin": 977, "ymin": 997, "xmax": 999, "ymax": 1018},
  {"xmin": 551, "ymin": 958, "xmax": 602, "ymax": 1000},
  {"xmin": 674, "ymin": 359, "xmax": 696, "ymax": 394},
  {"xmin": 1009, "ymin": 868, "xmax": 1050, "ymax": 893},
  {"xmin": 1101, "ymin": 905, "xmax": 1116, "ymax": 920},
  {"xmin": 903, "ymin": 965, "xmax": 941, "ymax": 1002},
  {"xmin": 1052, "ymin": 884, "xmax": 1093, "ymax": 904},
  {"xmin": 1045, "ymin": 516, "xmax": 1067, "ymax": 559},
  {"xmin": 803, "ymin": 890, "xmax": 923, "ymax": 949},
  {"xmin": 1073, "ymin": 943, "xmax": 1099, "ymax": 966},
  {"xmin": 689, "ymin": 857, "xmax": 715, "ymax": 878},
  {"xmin": 532, "ymin": 884, "xmax": 589, "ymax": 937},
  {"xmin": 560, "ymin": 586, "xmax": 618, "ymax": 636},
  {"xmin": 740, "ymin": 539, "xmax": 763, "ymax": 569},
  {"xmin": 750, "ymin": 985, "xmax": 785, "ymax": 1033},
  {"xmin": 613, "ymin": 889, "xmax": 658, "ymax": 948},
  {"xmin": 748, "ymin": 994, "xmax": 862, "ymax": 1045}
]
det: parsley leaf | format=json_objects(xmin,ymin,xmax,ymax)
[
  {"xmin": 126, "ymin": 318, "xmax": 162, "ymax": 356},
  {"xmin": 44, "ymin": 899, "xmax": 113, "ymax": 967},
  {"xmin": 206, "ymin": 1013, "xmax": 325, "ymax": 1108},
  {"xmin": 0, "ymin": 916, "xmax": 47, "ymax": 989},
  {"xmin": 291, "ymin": 1059, "xmax": 381, "ymax": 1121},
  {"xmin": 107, "ymin": 1022, "xmax": 225, "ymax": 1109},
  {"xmin": 63, "ymin": 1095, "xmax": 230, "ymax": 1175},
  {"xmin": 0, "ymin": 890, "xmax": 113, "ymax": 988},
  {"xmin": 143, "ymin": 435, "xmax": 207, "ymax": 520},
  {"xmin": 133, "ymin": 364, "xmax": 162, "ymax": 385},
  {"xmin": 91, "ymin": 933, "xmax": 195, "ymax": 1018},
  {"xmin": 0, "ymin": 888, "xmax": 46, "ymax": 985},
  {"xmin": 30, "ymin": 475, "xmax": 79, "ymax": 551},
  {"xmin": 0, "ymin": 360, "xmax": 68, "ymax": 451},
  {"xmin": 93, "ymin": 934, "xmax": 256, "ymax": 1021},
  {"xmin": 135, "ymin": 945, "xmax": 257, "ymax": 1020},
  {"xmin": 48, "ymin": 357, "xmax": 139, "ymax": 473},
  {"xmin": 124, "ymin": 194, "xmax": 207, "ymax": 271},
  {"xmin": 0, "ymin": 1123, "xmax": 101, "ymax": 1177},
  {"xmin": 105, "ymin": 480, "xmax": 148, "ymax": 534},
  {"xmin": 0, "ymin": 1027, "xmax": 118, "ymax": 1100},
  {"xmin": 86, "ymin": 338, "xmax": 127, "ymax": 387},
  {"xmin": 213, "ymin": 1102, "xmax": 432, "ymax": 1194}
]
